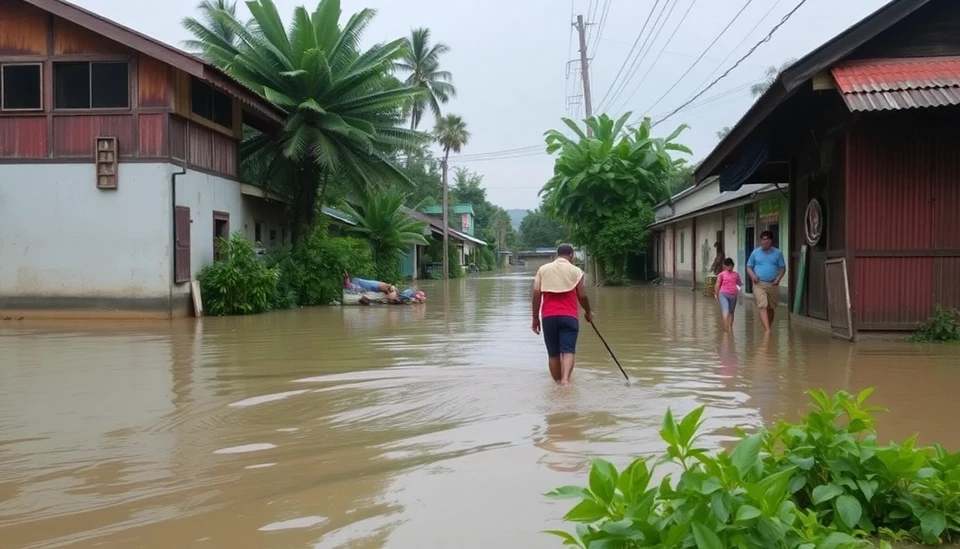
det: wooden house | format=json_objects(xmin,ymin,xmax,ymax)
[
  {"xmin": 695, "ymin": 0, "xmax": 960, "ymax": 336},
  {"xmin": 0, "ymin": 0, "xmax": 288, "ymax": 318}
]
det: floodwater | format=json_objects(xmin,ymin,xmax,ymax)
[{"xmin": 1, "ymin": 271, "xmax": 958, "ymax": 549}]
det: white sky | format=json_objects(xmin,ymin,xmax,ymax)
[{"xmin": 75, "ymin": 0, "xmax": 890, "ymax": 209}]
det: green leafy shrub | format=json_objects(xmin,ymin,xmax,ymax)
[
  {"xmin": 910, "ymin": 306, "xmax": 960, "ymax": 343},
  {"xmin": 291, "ymin": 222, "xmax": 374, "ymax": 306},
  {"xmin": 263, "ymin": 245, "xmax": 298, "ymax": 310},
  {"xmin": 198, "ymin": 232, "xmax": 279, "ymax": 316},
  {"xmin": 546, "ymin": 389, "xmax": 960, "ymax": 548}
]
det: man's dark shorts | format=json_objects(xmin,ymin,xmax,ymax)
[{"xmin": 542, "ymin": 315, "xmax": 580, "ymax": 357}]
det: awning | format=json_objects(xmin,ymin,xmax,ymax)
[
  {"xmin": 649, "ymin": 184, "xmax": 782, "ymax": 230},
  {"xmin": 718, "ymin": 138, "xmax": 770, "ymax": 192},
  {"xmin": 832, "ymin": 56, "xmax": 960, "ymax": 112}
]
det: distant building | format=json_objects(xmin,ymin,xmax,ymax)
[
  {"xmin": 650, "ymin": 177, "xmax": 789, "ymax": 303},
  {"xmin": 422, "ymin": 203, "xmax": 476, "ymax": 236}
]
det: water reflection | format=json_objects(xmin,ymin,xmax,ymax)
[{"xmin": 0, "ymin": 273, "xmax": 957, "ymax": 548}]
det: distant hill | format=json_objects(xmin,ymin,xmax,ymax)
[{"xmin": 507, "ymin": 209, "xmax": 530, "ymax": 230}]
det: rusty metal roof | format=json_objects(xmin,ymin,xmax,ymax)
[{"xmin": 831, "ymin": 57, "xmax": 960, "ymax": 112}]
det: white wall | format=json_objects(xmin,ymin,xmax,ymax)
[
  {"xmin": 172, "ymin": 170, "xmax": 245, "ymax": 303},
  {"xmin": 241, "ymin": 196, "xmax": 287, "ymax": 250},
  {"xmin": 671, "ymin": 179, "xmax": 720, "ymax": 218},
  {"xmin": 694, "ymin": 211, "xmax": 724, "ymax": 281},
  {"xmin": 0, "ymin": 163, "xmax": 171, "ymax": 303},
  {"xmin": 723, "ymin": 209, "xmax": 740, "ymax": 274},
  {"xmin": 675, "ymin": 221, "xmax": 694, "ymax": 284}
]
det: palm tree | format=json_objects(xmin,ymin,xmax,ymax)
[
  {"xmin": 395, "ymin": 28, "xmax": 456, "ymax": 130},
  {"xmin": 181, "ymin": 0, "xmax": 244, "ymax": 53},
  {"xmin": 183, "ymin": 0, "xmax": 427, "ymax": 244},
  {"xmin": 340, "ymin": 190, "xmax": 429, "ymax": 280},
  {"xmin": 434, "ymin": 114, "xmax": 470, "ymax": 279}
]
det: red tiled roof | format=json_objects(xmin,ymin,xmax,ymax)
[{"xmin": 831, "ymin": 57, "xmax": 960, "ymax": 112}]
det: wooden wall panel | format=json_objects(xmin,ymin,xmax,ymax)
[
  {"xmin": 0, "ymin": 117, "xmax": 47, "ymax": 157},
  {"xmin": 187, "ymin": 122, "xmax": 213, "ymax": 168},
  {"xmin": 0, "ymin": 0, "xmax": 48, "ymax": 54},
  {"xmin": 138, "ymin": 54, "xmax": 171, "ymax": 108},
  {"xmin": 139, "ymin": 113, "xmax": 166, "ymax": 157},
  {"xmin": 53, "ymin": 115, "xmax": 135, "ymax": 157},
  {"xmin": 211, "ymin": 130, "xmax": 237, "ymax": 177},
  {"xmin": 169, "ymin": 115, "xmax": 187, "ymax": 160},
  {"xmin": 53, "ymin": 18, "xmax": 128, "ymax": 55}
]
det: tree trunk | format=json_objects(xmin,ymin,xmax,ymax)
[
  {"xmin": 290, "ymin": 165, "xmax": 322, "ymax": 248},
  {"xmin": 441, "ymin": 150, "xmax": 450, "ymax": 280}
]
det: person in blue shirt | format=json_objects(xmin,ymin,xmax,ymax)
[{"xmin": 746, "ymin": 230, "xmax": 786, "ymax": 332}]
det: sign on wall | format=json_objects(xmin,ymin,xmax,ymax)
[
  {"xmin": 805, "ymin": 198, "xmax": 823, "ymax": 246},
  {"xmin": 461, "ymin": 214, "xmax": 469, "ymax": 231},
  {"xmin": 758, "ymin": 197, "xmax": 780, "ymax": 223}
]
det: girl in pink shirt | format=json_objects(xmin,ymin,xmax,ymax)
[{"xmin": 714, "ymin": 258, "xmax": 742, "ymax": 332}]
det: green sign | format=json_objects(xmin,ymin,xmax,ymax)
[{"xmin": 758, "ymin": 197, "xmax": 781, "ymax": 223}]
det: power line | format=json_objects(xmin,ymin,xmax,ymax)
[
  {"xmin": 610, "ymin": 0, "xmax": 699, "ymax": 115},
  {"xmin": 593, "ymin": 0, "xmax": 662, "ymax": 113},
  {"xmin": 653, "ymin": 0, "xmax": 810, "ymax": 127},
  {"xmin": 603, "ymin": 0, "xmax": 680, "ymax": 114},
  {"xmin": 686, "ymin": 0, "xmax": 785, "ymax": 101},
  {"xmin": 640, "ymin": 0, "xmax": 755, "ymax": 121},
  {"xmin": 589, "ymin": 0, "xmax": 613, "ymax": 59}
]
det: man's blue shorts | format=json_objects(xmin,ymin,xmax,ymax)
[{"xmin": 542, "ymin": 315, "xmax": 579, "ymax": 357}]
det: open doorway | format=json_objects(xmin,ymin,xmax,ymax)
[{"xmin": 744, "ymin": 226, "xmax": 756, "ymax": 294}]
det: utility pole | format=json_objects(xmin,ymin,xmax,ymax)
[
  {"xmin": 441, "ymin": 155, "xmax": 450, "ymax": 280},
  {"xmin": 574, "ymin": 14, "xmax": 594, "ymax": 136}
]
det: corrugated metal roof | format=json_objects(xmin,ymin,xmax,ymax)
[
  {"xmin": 832, "ymin": 57, "xmax": 960, "ymax": 112},
  {"xmin": 649, "ymin": 184, "xmax": 783, "ymax": 229}
]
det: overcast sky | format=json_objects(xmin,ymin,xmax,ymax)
[{"xmin": 76, "ymin": 0, "xmax": 889, "ymax": 209}]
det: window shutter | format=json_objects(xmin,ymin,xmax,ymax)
[{"xmin": 175, "ymin": 206, "xmax": 191, "ymax": 283}]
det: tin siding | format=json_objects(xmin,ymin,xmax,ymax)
[
  {"xmin": 0, "ymin": 117, "xmax": 47, "ymax": 157},
  {"xmin": 847, "ymin": 112, "xmax": 960, "ymax": 328},
  {"xmin": 53, "ymin": 115, "xmax": 136, "ymax": 157}
]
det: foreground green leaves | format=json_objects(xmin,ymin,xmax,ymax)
[{"xmin": 545, "ymin": 389, "xmax": 960, "ymax": 548}]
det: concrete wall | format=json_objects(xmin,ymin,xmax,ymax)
[
  {"xmin": 241, "ymin": 196, "xmax": 288, "ymax": 250},
  {"xmin": 723, "ymin": 209, "xmax": 740, "ymax": 277},
  {"xmin": 693, "ymin": 211, "xmax": 724, "ymax": 283},
  {"xmin": 0, "ymin": 163, "xmax": 172, "ymax": 316},
  {"xmin": 0, "ymin": 162, "xmax": 262, "ymax": 318},
  {"xmin": 674, "ymin": 220, "xmax": 694, "ymax": 285},
  {"xmin": 171, "ymin": 169, "xmax": 246, "ymax": 312}
]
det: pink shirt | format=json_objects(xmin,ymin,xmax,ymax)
[{"xmin": 717, "ymin": 270, "xmax": 741, "ymax": 296}]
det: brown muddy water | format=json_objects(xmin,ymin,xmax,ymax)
[{"xmin": 1, "ymin": 271, "xmax": 958, "ymax": 548}]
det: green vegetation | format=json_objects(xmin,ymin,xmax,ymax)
[
  {"xmin": 519, "ymin": 208, "xmax": 568, "ymax": 250},
  {"xmin": 909, "ymin": 306, "xmax": 960, "ymax": 343},
  {"xmin": 540, "ymin": 113, "xmax": 690, "ymax": 283},
  {"xmin": 185, "ymin": 0, "xmax": 425, "ymax": 244},
  {"xmin": 396, "ymin": 27, "xmax": 456, "ymax": 130},
  {"xmin": 199, "ymin": 232, "xmax": 279, "ymax": 315},
  {"xmin": 339, "ymin": 189, "xmax": 429, "ymax": 283},
  {"xmin": 546, "ymin": 389, "xmax": 960, "ymax": 548},
  {"xmin": 199, "ymin": 221, "xmax": 377, "ymax": 315}
]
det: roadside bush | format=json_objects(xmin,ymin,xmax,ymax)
[
  {"xmin": 263, "ymin": 245, "xmax": 298, "ymax": 310},
  {"xmin": 546, "ymin": 388, "xmax": 960, "ymax": 548},
  {"xmin": 909, "ymin": 305, "xmax": 960, "ymax": 343},
  {"xmin": 481, "ymin": 247, "xmax": 497, "ymax": 271},
  {"xmin": 198, "ymin": 232, "xmax": 279, "ymax": 316},
  {"xmin": 292, "ymin": 222, "xmax": 374, "ymax": 306}
]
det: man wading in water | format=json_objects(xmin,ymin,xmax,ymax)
[
  {"xmin": 746, "ymin": 230, "xmax": 786, "ymax": 333},
  {"xmin": 531, "ymin": 244, "xmax": 594, "ymax": 386}
]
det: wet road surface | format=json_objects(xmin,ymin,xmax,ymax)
[{"xmin": 1, "ymin": 271, "xmax": 958, "ymax": 548}]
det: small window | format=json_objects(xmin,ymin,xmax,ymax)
[
  {"xmin": 54, "ymin": 61, "xmax": 129, "ymax": 109},
  {"xmin": 190, "ymin": 76, "xmax": 234, "ymax": 128},
  {"xmin": 254, "ymin": 222, "xmax": 262, "ymax": 243},
  {"xmin": 269, "ymin": 229, "xmax": 276, "ymax": 243},
  {"xmin": 1, "ymin": 64, "xmax": 42, "ymax": 110}
]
